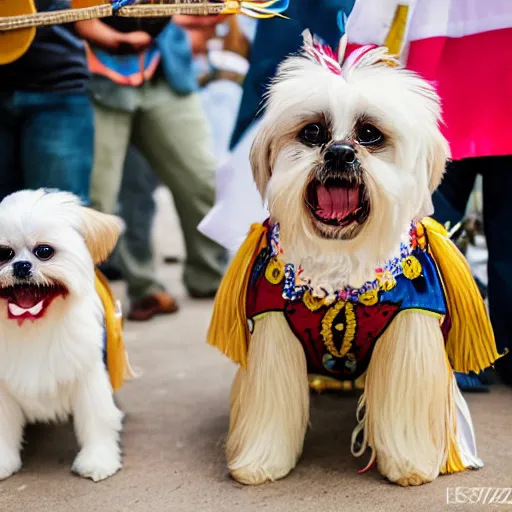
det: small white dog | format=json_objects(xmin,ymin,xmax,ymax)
[
  {"xmin": 0, "ymin": 189, "xmax": 125, "ymax": 482},
  {"xmin": 209, "ymin": 32, "xmax": 500, "ymax": 487}
]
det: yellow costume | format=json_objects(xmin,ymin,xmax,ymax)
[{"xmin": 95, "ymin": 269, "xmax": 130, "ymax": 391}]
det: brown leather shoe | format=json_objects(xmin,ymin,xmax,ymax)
[{"xmin": 128, "ymin": 291, "xmax": 179, "ymax": 322}]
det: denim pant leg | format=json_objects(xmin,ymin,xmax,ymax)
[
  {"xmin": 19, "ymin": 91, "xmax": 94, "ymax": 203},
  {"xmin": 114, "ymin": 146, "xmax": 162, "ymax": 301}
]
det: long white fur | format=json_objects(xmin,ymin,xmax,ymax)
[
  {"xmin": 251, "ymin": 56, "xmax": 448, "ymax": 291},
  {"xmin": 227, "ymin": 312, "xmax": 309, "ymax": 485},
  {"xmin": 0, "ymin": 190, "xmax": 123, "ymax": 482},
  {"xmin": 357, "ymin": 311, "xmax": 450, "ymax": 486},
  {"xmin": 227, "ymin": 46, "xmax": 478, "ymax": 487}
]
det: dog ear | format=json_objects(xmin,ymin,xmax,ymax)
[
  {"xmin": 80, "ymin": 208, "xmax": 124, "ymax": 264},
  {"xmin": 427, "ymin": 130, "xmax": 450, "ymax": 193},
  {"xmin": 250, "ymin": 124, "xmax": 274, "ymax": 198}
]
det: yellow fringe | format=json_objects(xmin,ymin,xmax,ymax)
[
  {"xmin": 384, "ymin": 4, "xmax": 409, "ymax": 56},
  {"xmin": 207, "ymin": 223, "xmax": 268, "ymax": 368},
  {"xmin": 440, "ymin": 356, "xmax": 468, "ymax": 474},
  {"xmin": 441, "ymin": 434, "xmax": 467, "ymax": 474},
  {"xmin": 95, "ymin": 269, "xmax": 127, "ymax": 391},
  {"xmin": 422, "ymin": 217, "xmax": 501, "ymax": 374}
]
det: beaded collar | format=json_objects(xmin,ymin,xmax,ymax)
[{"xmin": 267, "ymin": 221, "xmax": 427, "ymax": 304}]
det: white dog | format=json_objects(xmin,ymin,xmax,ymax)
[
  {"xmin": 208, "ymin": 32, "xmax": 500, "ymax": 487},
  {"xmin": 0, "ymin": 189, "xmax": 125, "ymax": 482}
]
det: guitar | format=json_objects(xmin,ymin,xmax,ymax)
[{"xmin": 0, "ymin": 0, "xmax": 37, "ymax": 64}]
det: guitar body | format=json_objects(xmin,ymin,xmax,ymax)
[{"xmin": 0, "ymin": 0, "xmax": 37, "ymax": 65}]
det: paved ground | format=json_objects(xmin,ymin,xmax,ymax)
[{"xmin": 1, "ymin": 190, "xmax": 511, "ymax": 512}]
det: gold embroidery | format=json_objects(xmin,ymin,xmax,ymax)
[
  {"xmin": 303, "ymin": 290, "xmax": 325, "ymax": 311},
  {"xmin": 402, "ymin": 255, "xmax": 422, "ymax": 280},
  {"xmin": 359, "ymin": 289, "xmax": 379, "ymax": 306},
  {"xmin": 264, "ymin": 257, "xmax": 284, "ymax": 284},
  {"xmin": 321, "ymin": 301, "xmax": 356, "ymax": 358}
]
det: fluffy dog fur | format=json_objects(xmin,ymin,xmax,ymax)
[
  {"xmin": 225, "ymin": 42, "xmax": 460, "ymax": 486},
  {"xmin": 0, "ymin": 189, "xmax": 124, "ymax": 482}
]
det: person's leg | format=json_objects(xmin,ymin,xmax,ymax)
[
  {"xmin": 20, "ymin": 91, "xmax": 94, "ymax": 203},
  {"xmin": 432, "ymin": 159, "xmax": 479, "ymax": 227},
  {"xmin": 0, "ymin": 93, "xmax": 22, "ymax": 200},
  {"xmin": 89, "ymin": 101, "xmax": 133, "ymax": 215},
  {"xmin": 115, "ymin": 147, "xmax": 160, "ymax": 298},
  {"xmin": 110, "ymin": 146, "xmax": 178, "ymax": 320},
  {"xmin": 133, "ymin": 79, "xmax": 226, "ymax": 296},
  {"xmin": 482, "ymin": 155, "xmax": 512, "ymax": 385}
]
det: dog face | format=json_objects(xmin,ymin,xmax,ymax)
[
  {"xmin": 0, "ymin": 190, "xmax": 122, "ymax": 324},
  {"xmin": 251, "ymin": 36, "xmax": 449, "ymax": 258}
]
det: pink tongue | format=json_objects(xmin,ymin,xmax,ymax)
[
  {"xmin": 12, "ymin": 288, "xmax": 41, "ymax": 309},
  {"xmin": 316, "ymin": 183, "xmax": 360, "ymax": 220}
]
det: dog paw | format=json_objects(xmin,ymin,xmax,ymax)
[
  {"xmin": 72, "ymin": 445, "xmax": 121, "ymax": 482},
  {"xmin": 395, "ymin": 474, "xmax": 432, "ymax": 487},
  {"xmin": 0, "ymin": 451, "xmax": 22, "ymax": 480},
  {"xmin": 230, "ymin": 464, "xmax": 292, "ymax": 485}
]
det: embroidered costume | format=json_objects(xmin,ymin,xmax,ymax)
[
  {"xmin": 208, "ymin": 217, "xmax": 501, "ymax": 379},
  {"xmin": 246, "ymin": 222, "xmax": 447, "ymax": 379}
]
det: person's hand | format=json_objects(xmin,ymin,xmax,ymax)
[
  {"xmin": 173, "ymin": 14, "xmax": 227, "ymax": 30},
  {"xmin": 187, "ymin": 27, "xmax": 215, "ymax": 55},
  {"xmin": 116, "ymin": 31, "xmax": 153, "ymax": 54}
]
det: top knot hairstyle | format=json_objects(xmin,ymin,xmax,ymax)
[{"xmin": 301, "ymin": 29, "xmax": 400, "ymax": 78}]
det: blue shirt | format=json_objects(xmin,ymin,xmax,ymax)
[{"xmin": 230, "ymin": 0, "xmax": 356, "ymax": 148}]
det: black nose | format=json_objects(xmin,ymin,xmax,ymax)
[
  {"xmin": 13, "ymin": 261, "xmax": 32, "ymax": 279},
  {"xmin": 325, "ymin": 143, "xmax": 356, "ymax": 169}
]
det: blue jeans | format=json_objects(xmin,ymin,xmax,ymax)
[{"xmin": 0, "ymin": 91, "xmax": 94, "ymax": 203}]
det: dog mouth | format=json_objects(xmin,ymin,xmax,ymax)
[
  {"xmin": 306, "ymin": 177, "xmax": 370, "ymax": 229},
  {"xmin": 0, "ymin": 284, "xmax": 68, "ymax": 325}
]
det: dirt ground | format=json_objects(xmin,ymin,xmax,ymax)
[{"xmin": 1, "ymin": 190, "xmax": 511, "ymax": 512}]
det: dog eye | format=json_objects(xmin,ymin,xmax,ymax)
[
  {"xmin": 0, "ymin": 246, "xmax": 14, "ymax": 263},
  {"xmin": 299, "ymin": 123, "xmax": 329, "ymax": 146},
  {"xmin": 33, "ymin": 245, "xmax": 55, "ymax": 261},
  {"xmin": 357, "ymin": 123, "xmax": 384, "ymax": 146}
]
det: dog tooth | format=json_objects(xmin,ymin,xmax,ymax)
[
  {"xmin": 8, "ymin": 303, "xmax": 26, "ymax": 317},
  {"xmin": 7, "ymin": 300, "xmax": 44, "ymax": 317},
  {"xmin": 28, "ymin": 301, "xmax": 44, "ymax": 315}
]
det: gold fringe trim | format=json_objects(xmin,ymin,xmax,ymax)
[
  {"xmin": 441, "ymin": 357, "xmax": 467, "ymax": 474},
  {"xmin": 95, "ymin": 269, "xmax": 127, "ymax": 391},
  {"xmin": 207, "ymin": 223, "xmax": 268, "ymax": 368},
  {"xmin": 422, "ymin": 217, "xmax": 502, "ymax": 374}
]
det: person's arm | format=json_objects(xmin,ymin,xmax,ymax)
[
  {"xmin": 173, "ymin": 14, "xmax": 226, "ymax": 30},
  {"xmin": 75, "ymin": 18, "xmax": 152, "ymax": 53}
]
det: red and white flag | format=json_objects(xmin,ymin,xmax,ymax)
[{"xmin": 347, "ymin": 0, "xmax": 512, "ymax": 160}]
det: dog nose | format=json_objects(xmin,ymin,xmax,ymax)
[
  {"xmin": 325, "ymin": 143, "xmax": 356, "ymax": 168},
  {"xmin": 13, "ymin": 261, "xmax": 32, "ymax": 279}
]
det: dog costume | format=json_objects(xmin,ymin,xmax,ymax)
[
  {"xmin": 208, "ymin": 217, "xmax": 503, "ymax": 473},
  {"xmin": 95, "ymin": 269, "xmax": 129, "ymax": 391}
]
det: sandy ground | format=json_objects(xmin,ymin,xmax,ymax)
[{"xmin": 1, "ymin": 189, "xmax": 511, "ymax": 512}]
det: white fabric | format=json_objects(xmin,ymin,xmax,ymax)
[
  {"xmin": 347, "ymin": 0, "xmax": 512, "ymax": 47},
  {"xmin": 200, "ymin": 80, "xmax": 244, "ymax": 166},
  {"xmin": 209, "ymin": 50, "xmax": 250, "ymax": 75},
  {"xmin": 198, "ymin": 120, "xmax": 268, "ymax": 252}
]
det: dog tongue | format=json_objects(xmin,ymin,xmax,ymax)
[
  {"xmin": 316, "ymin": 183, "xmax": 360, "ymax": 220},
  {"xmin": 12, "ymin": 287, "xmax": 43, "ymax": 309}
]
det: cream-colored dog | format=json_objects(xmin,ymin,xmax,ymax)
[
  {"xmin": 209, "ymin": 32, "xmax": 499, "ymax": 487},
  {"xmin": 0, "ymin": 189, "xmax": 124, "ymax": 482}
]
